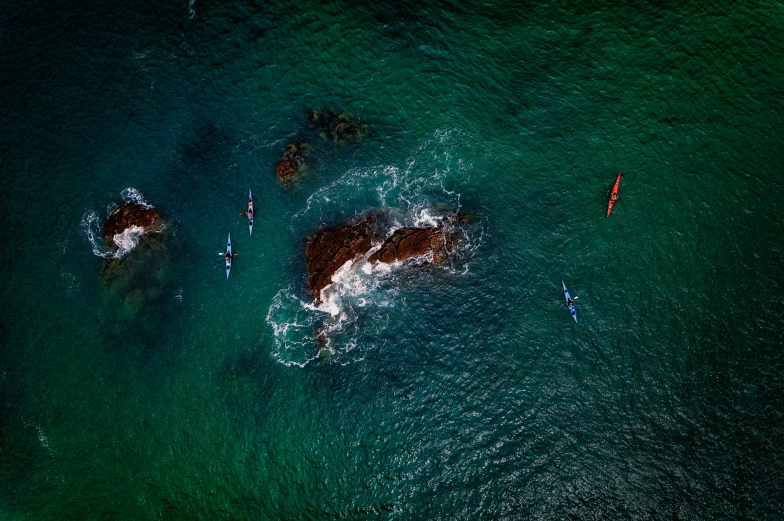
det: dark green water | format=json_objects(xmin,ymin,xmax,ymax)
[{"xmin": 1, "ymin": 1, "xmax": 783, "ymax": 519}]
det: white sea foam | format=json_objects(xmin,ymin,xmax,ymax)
[
  {"xmin": 81, "ymin": 210, "xmax": 112, "ymax": 258},
  {"xmin": 37, "ymin": 426, "xmax": 50, "ymax": 450},
  {"xmin": 120, "ymin": 187, "xmax": 152, "ymax": 209},
  {"xmin": 267, "ymin": 254, "xmax": 396, "ymax": 367},
  {"xmin": 266, "ymin": 288, "xmax": 324, "ymax": 368},
  {"xmin": 81, "ymin": 188, "xmax": 157, "ymax": 259},
  {"xmin": 270, "ymin": 129, "xmax": 478, "ymax": 367},
  {"xmin": 20, "ymin": 417, "xmax": 55, "ymax": 454},
  {"xmin": 413, "ymin": 206, "xmax": 441, "ymax": 228},
  {"xmin": 112, "ymin": 226, "xmax": 147, "ymax": 258},
  {"xmin": 188, "ymin": 0, "xmax": 196, "ymax": 19}
]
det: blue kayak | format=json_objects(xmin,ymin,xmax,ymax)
[
  {"xmin": 562, "ymin": 281, "xmax": 577, "ymax": 323},
  {"xmin": 225, "ymin": 233, "xmax": 232, "ymax": 279},
  {"xmin": 247, "ymin": 188, "xmax": 254, "ymax": 237}
]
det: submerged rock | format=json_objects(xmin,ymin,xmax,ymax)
[
  {"xmin": 308, "ymin": 109, "xmax": 361, "ymax": 145},
  {"xmin": 276, "ymin": 140, "xmax": 309, "ymax": 183},
  {"xmin": 274, "ymin": 110, "xmax": 362, "ymax": 187},
  {"xmin": 304, "ymin": 215, "xmax": 377, "ymax": 300},
  {"xmin": 98, "ymin": 201, "xmax": 172, "ymax": 321}
]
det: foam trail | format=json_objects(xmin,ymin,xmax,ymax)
[
  {"xmin": 266, "ymin": 289, "xmax": 324, "ymax": 368},
  {"xmin": 120, "ymin": 187, "xmax": 152, "ymax": 208},
  {"xmin": 81, "ymin": 210, "xmax": 113, "ymax": 258},
  {"xmin": 267, "ymin": 257, "xmax": 392, "ymax": 367}
]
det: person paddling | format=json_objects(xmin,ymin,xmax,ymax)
[{"xmin": 240, "ymin": 204, "xmax": 254, "ymax": 218}]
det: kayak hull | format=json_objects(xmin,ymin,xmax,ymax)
[
  {"xmin": 226, "ymin": 233, "xmax": 232, "ymax": 279},
  {"xmin": 606, "ymin": 173, "xmax": 621, "ymax": 217},
  {"xmin": 248, "ymin": 188, "xmax": 254, "ymax": 236},
  {"xmin": 562, "ymin": 281, "xmax": 577, "ymax": 323}
]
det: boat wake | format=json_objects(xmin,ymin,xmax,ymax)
[{"xmin": 268, "ymin": 129, "xmax": 479, "ymax": 367}]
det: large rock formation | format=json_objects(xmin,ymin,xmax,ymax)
[
  {"xmin": 304, "ymin": 215, "xmax": 377, "ymax": 299},
  {"xmin": 304, "ymin": 213, "xmax": 462, "ymax": 302},
  {"xmin": 368, "ymin": 223, "xmax": 456, "ymax": 265},
  {"xmin": 102, "ymin": 202, "xmax": 162, "ymax": 248}
]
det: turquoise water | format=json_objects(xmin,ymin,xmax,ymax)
[{"xmin": 1, "ymin": 1, "xmax": 783, "ymax": 519}]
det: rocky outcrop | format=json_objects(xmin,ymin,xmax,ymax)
[
  {"xmin": 304, "ymin": 213, "xmax": 463, "ymax": 302},
  {"xmin": 102, "ymin": 202, "xmax": 162, "ymax": 248},
  {"xmin": 304, "ymin": 215, "xmax": 377, "ymax": 299},
  {"xmin": 368, "ymin": 224, "xmax": 456, "ymax": 265},
  {"xmin": 98, "ymin": 201, "xmax": 172, "ymax": 321}
]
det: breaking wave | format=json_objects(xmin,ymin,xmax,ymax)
[
  {"xmin": 268, "ymin": 129, "xmax": 479, "ymax": 367},
  {"xmin": 120, "ymin": 187, "xmax": 152, "ymax": 209},
  {"xmin": 80, "ymin": 188, "xmax": 156, "ymax": 259}
]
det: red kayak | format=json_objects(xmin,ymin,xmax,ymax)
[{"xmin": 606, "ymin": 173, "xmax": 621, "ymax": 217}]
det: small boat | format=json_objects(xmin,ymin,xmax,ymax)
[
  {"xmin": 247, "ymin": 188, "xmax": 254, "ymax": 236},
  {"xmin": 606, "ymin": 173, "xmax": 621, "ymax": 217},
  {"xmin": 225, "ymin": 233, "xmax": 232, "ymax": 279},
  {"xmin": 562, "ymin": 281, "xmax": 577, "ymax": 323}
]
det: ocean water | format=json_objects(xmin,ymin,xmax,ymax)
[{"xmin": 1, "ymin": 1, "xmax": 783, "ymax": 519}]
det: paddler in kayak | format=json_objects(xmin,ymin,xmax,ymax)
[{"xmin": 239, "ymin": 204, "xmax": 253, "ymax": 219}]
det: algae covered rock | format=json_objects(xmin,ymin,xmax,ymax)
[
  {"xmin": 308, "ymin": 109, "xmax": 362, "ymax": 145},
  {"xmin": 97, "ymin": 200, "xmax": 173, "ymax": 321},
  {"xmin": 276, "ymin": 140, "xmax": 309, "ymax": 183},
  {"xmin": 273, "ymin": 109, "xmax": 363, "ymax": 187}
]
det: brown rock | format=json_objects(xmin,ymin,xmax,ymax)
[
  {"xmin": 368, "ymin": 223, "xmax": 456, "ymax": 265},
  {"xmin": 303, "ymin": 212, "xmax": 467, "ymax": 304},
  {"xmin": 304, "ymin": 215, "xmax": 377, "ymax": 301},
  {"xmin": 276, "ymin": 141, "xmax": 308, "ymax": 182},
  {"xmin": 276, "ymin": 160, "xmax": 298, "ymax": 182},
  {"xmin": 102, "ymin": 202, "xmax": 162, "ymax": 248}
]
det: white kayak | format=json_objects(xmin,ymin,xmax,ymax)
[
  {"xmin": 225, "ymin": 233, "xmax": 232, "ymax": 279},
  {"xmin": 562, "ymin": 281, "xmax": 577, "ymax": 323},
  {"xmin": 247, "ymin": 188, "xmax": 254, "ymax": 236}
]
